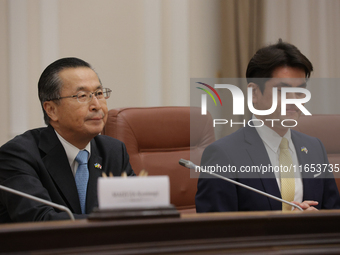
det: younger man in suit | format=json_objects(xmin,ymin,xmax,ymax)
[
  {"xmin": 196, "ymin": 40, "xmax": 340, "ymax": 212},
  {"xmin": 0, "ymin": 58, "xmax": 135, "ymax": 223}
]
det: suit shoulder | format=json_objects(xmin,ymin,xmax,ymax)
[
  {"xmin": 291, "ymin": 129, "xmax": 321, "ymax": 144},
  {"xmin": 92, "ymin": 135, "xmax": 130, "ymax": 167},
  {"xmin": 93, "ymin": 134, "xmax": 126, "ymax": 147},
  {"xmin": 0, "ymin": 127, "xmax": 46, "ymax": 150}
]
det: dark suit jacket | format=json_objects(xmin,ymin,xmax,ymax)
[
  {"xmin": 0, "ymin": 125, "xmax": 135, "ymax": 223},
  {"xmin": 195, "ymin": 125, "xmax": 340, "ymax": 212}
]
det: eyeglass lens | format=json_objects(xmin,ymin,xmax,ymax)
[{"xmin": 77, "ymin": 89, "xmax": 111, "ymax": 102}]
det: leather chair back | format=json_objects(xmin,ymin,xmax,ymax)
[{"xmin": 102, "ymin": 107, "xmax": 215, "ymax": 211}]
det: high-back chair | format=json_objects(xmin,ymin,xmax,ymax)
[
  {"xmin": 293, "ymin": 114, "xmax": 340, "ymax": 190},
  {"xmin": 102, "ymin": 107, "xmax": 215, "ymax": 212}
]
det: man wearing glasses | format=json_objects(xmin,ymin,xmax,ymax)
[{"xmin": 0, "ymin": 57, "xmax": 135, "ymax": 223}]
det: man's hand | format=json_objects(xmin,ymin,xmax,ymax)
[{"xmin": 292, "ymin": 200, "xmax": 319, "ymax": 211}]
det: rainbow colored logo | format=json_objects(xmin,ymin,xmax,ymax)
[{"xmin": 196, "ymin": 82, "xmax": 222, "ymax": 106}]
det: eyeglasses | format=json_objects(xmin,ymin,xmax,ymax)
[{"xmin": 48, "ymin": 88, "xmax": 112, "ymax": 103}]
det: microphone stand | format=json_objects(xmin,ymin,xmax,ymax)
[
  {"xmin": 0, "ymin": 184, "xmax": 75, "ymax": 220},
  {"xmin": 179, "ymin": 159, "xmax": 303, "ymax": 211}
]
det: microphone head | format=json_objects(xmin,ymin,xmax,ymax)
[
  {"xmin": 179, "ymin": 159, "xmax": 196, "ymax": 169},
  {"xmin": 178, "ymin": 159, "xmax": 188, "ymax": 167}
]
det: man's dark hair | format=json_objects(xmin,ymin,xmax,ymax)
[
  {"xmin": 246, "ymin": 39, "xmax": 313, "ymax": 93},
  {"xmin": 38, "ymin": 57, "xmax": 93, "ymax": 125}
]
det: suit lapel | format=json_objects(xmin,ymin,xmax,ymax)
[
  {"xmin": 244, "ymin": 125, "xmax": 282, "ymax": 210},
  {"xmin": 291, "ymin": 130, "xmax": 317, "ymax": 201},
  {"xmin": 86, "ymin": 140, "xmax": 103, "ymax": 213},
  {"xmin": 39, "ymin": 126, "xmax": 81, "ymax": 214}
]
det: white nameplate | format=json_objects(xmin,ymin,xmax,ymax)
[{"xmin": 98, "ymin": 176, "xmax": 170, "ymax": 209}]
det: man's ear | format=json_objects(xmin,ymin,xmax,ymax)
[
  {"xmin": 43, "ymin": 101, "xmax": 58, "ymax": 122},
  {"xmin": 248, "ymin": 82, "xmax": 259, "ymax": 105}
]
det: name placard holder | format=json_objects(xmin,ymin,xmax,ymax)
[{"xmin": 88, "ymin": 176, "xmax": 179, "ymax": 221}]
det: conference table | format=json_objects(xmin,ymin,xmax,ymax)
[{"xmin": 1, "ymin": 209, "xmax": 340, "ymax": 254}]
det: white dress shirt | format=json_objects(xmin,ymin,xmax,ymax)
[
  {"xmin": 253, "ymin": 116, "xmax": 303, "ymax": 203},
  {"xmin": 55, "ymin": 131, "xmax": 91, "ymax": 177}
]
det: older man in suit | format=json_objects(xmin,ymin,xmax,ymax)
[
  {"xmin": 0, "ymin": 58, "xmax": 135, "ymax": 223},
  {"xmin": 196, "ymin": 40, "xmax": 340, "ymax": 212}
]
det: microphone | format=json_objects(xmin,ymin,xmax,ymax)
[
  {"xmin": 179, "ymin": 159, "xmax": 303, "ymax": 211},
  {"xmin": 0, "ymin": 184, "xmax": 75, "ymax": 220}
]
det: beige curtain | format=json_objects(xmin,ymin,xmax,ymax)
[
  {"xmin": 218, "ymin": 0, "xmax": 265, "ymax": 138},
  {"xmin": 220, "ymin": 0, "xmax": 264, "ymax": 78}
]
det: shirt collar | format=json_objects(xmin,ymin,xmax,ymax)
[
  {"xmin": 253, "ymin": 115, "xmax": 294, "ymax": 154},
  {"xmin": 55, "ymin": 131, "xmax": 91, "ymax": 167}
]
